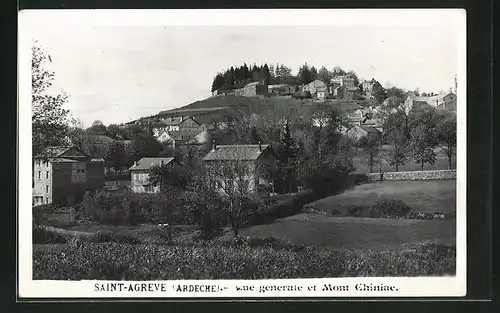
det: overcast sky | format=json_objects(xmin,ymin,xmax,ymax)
[{"xmin": 29, "ymin": 21, "xmax": 460, "ymax": 127}]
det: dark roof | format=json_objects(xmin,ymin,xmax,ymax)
[
  {"xmin": 38, "ymin": 146, "xmax": 88, "ymax": 159},
  {"xmin": 44, "ymin": 146, "xmax": 73, "ymax": 158},
  {"xmin": 129, "ymin": 157, "xmax": 175, "ymax": 171},
  {"xmin": 203, "ymin": 144, "xmax": 272, "ymax": 161}
]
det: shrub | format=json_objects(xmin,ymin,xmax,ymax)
[
  {"xmin": 32, "ymin": 226, "xmax": 67, "ymax": 244},
  {"xmin": 301, "ymin": 166, "xmax": 352, "ymax": 198},
  {"xmin": 370, "ymin": 198, "xmax": 411, "ymax": 218},
  {"xmin": 247, "ymin": 190, "xmax": 316, "ymax": 225},
  {"xmin": 32, "ymin": 204, "xmax": 54, "ymax": 227},
  {"xmin": 81, "ymin": 190, "xmax": 192, "ymax": 226}
]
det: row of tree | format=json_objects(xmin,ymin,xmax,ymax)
[
  {"xmin": 358, "ymin": 103, "xmax": 457, "ymax": 173},
  {"xmin": 210, "ymin": 63, "xmax": 361, "ymax": 93}
]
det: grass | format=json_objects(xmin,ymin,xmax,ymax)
[
  {"xmin": 306, "ymin": 180, "xmax": 456, "ymax": 214},
  {"xmin": 219, "ymin": 215, "xmax": 455, "ymax": 250},
  {"xmin": 33, "ymin": 241, "xmax": 456, "ymax": 280}
]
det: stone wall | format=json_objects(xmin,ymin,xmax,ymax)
[{"xmin": 366, "ymin": 169, "xmax": 456, "ymax": 181}]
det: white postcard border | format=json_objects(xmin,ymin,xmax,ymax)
[{"xmin": 18, "ymin": 9, "xmax": 467, "ymax": 298}]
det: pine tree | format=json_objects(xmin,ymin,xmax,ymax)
[
  {"xmin": 298, "ymin": 63, "xmax": 313, "ymax": 85},
  {"xmin": 278, "ymin": 120, "xmax": 296, "ymax": 193},
  {"xmin": 261, "ymin": 64, "xmax": 271, "ymax": 84}
]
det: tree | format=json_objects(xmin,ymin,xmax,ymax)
[
  {"xmin": 372, "ymin": 81, "xmax": 387, "ymax": 104},
  {"xmin": 86, "ymin": 120, "xmax": 107, "ymax": 135},
  {"xmin": 106, "ymin": 124, "xmax": 121, "ymax": 139},
  {"xmin": 275, "ymin": 63, "xmax": 292, "ymax": 84},
  {"xmin": 347, "ymin": 70, "xmax": 360, "ymax": 86},
  {"xmin": 410, "ymin": 124, "xmax": 438, "ymax": 171},
  {"xmin": 204, "ymin": 154, "xmax": 268, "ymax": 237},
  {"xmin": 260, "ymin": 64, "xmax": 271, "ymax": 84},
  {"xmin": 67, "ymin": 126, "xmax": 86, "ymax": 150},
  {"xmin": 333, "ymin": 66, "xmax": 346, "ymax": 76},
  {"xmin": 385, "ymin": 87, "xmax": 404, "ymax": 99},
  {"xmin": 318, "ymin": 66, "xmax": 333, "ymax": 84},
  {"xmin": 130, "ymin": 132, "xmax": 163, "ymax": 161},
  {"xmin": 149, "ymin": 162, "xmax": 192, "ymax": 192},
  {"xmin": 104, "ymin": 141, "xmax": 126, "ymax": 170},
  {"xmin": 310, "ymin": 66, "xmax": 318, "ymax": 81},
  {"xmin": 436, "ymin": 114, "xmax": 457, "ymax": 170},
  {"xmin": 31, "ymin": 42, "xmax": 71, "ymax": 156},
  {"xmin": 385, "ymin": 129, "xmax": 409, "ymax": 172},
  {"xmin": 278, "ymin": 120, "xmax": 298, "ymax": 194},
  {"xmin": 298, "ymin": 63, "xmax": 313, "ymax": 85},
  {"xmin": 358, "ymin": 136, "xmax": 380, "ymax": 173}
]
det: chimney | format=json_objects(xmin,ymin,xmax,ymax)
[
  {"xmin": 134, "ymin": 161, "xmax": 137, "ymax": 167},
  {"xmin": 212, "ymin": 139, "xmax": 216, "ymax": 151},
  {"xmin": 258, "ymin": 141, "xmax": 262, "ymax": 151}
]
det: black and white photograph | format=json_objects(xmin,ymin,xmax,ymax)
[{"xmin": 18, "ymin": 9, "xmax": 466, "ymax": 298}]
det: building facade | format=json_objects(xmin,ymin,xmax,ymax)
[
  {"xmin": 243, "ymin": 80, "xmax": 268, "ymax": 97},
  {"xmin": 202, "ymin": 142, "xmax": 277, "ymax": 197},
  {"xmin": 302, "ymin": 80, "xmax": 326, "ymax": 97},
  {"xmin": 404, "ymin": 91, "xmax": 457, "ymax": 113},
  {"xmin": 129, "ymin": 157, "xmax": 175, "ymax": 193},
  {"xmin": 32, "ymin": 146, "xmax": 105, "ymax": 206}
]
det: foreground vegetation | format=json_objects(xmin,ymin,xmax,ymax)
[{"xmin": 33, "ymin": 239, "xmax": 455, "ymax": 280}]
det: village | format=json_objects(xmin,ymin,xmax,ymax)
[
  {"xmin": 31, "ymin": 42, "xmax": 458, "ymax": 281},
  {"xmin": 32, "ymin": 71, "xmax": 458, "ymax": 206}
]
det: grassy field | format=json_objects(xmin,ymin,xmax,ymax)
[
  {"xmin": 222, "ymin": 214, "xmax": 455, "ymax": 250},
  {"xmin": 306, "ymin": 180, "xmax": 456, "ymax": 214},
  {"xmin": 352, "ymin": 146, "xmax": 456, "ymax": 174}
]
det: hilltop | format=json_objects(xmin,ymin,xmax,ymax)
[{"xmin": 158, "ymin": 95, "xmax": 365, "ymax": 120}]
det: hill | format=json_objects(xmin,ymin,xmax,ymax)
[{"xmin": 159, "ymin": 95, "xmax": 365, "ymax": 121}]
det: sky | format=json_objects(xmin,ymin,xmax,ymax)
[{"xmin": 27, "ymin": 15, "xmax": 461, "ymax": 127}]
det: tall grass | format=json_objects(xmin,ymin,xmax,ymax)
[{"xmin": 33, "ymin": 241, "xmax": 455, "ymax": 280}]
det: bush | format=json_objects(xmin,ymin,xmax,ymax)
[
  {"xmin": 370, "ymin": 198, "xmax": 411, "ymax": 218},
  {"xmin": 33, "ymin": 204, "xmax": 54, "ymax": 227},
  {"xmin": 247, "ymin": 190, "xmax": 316, "ymax": 225},
  {"xmin": 302, "ymin": 166, "xmax": 352, "ymax": 198},
  {"xmin": 33, "ymin": 241, "xmax": 456, "ymax": 280},
  {"xmin": 33, "ymin": 226, "xmax": 67, "ymax": 244},
  {"xmin": 81, "ymin": 190, "xmax": 192, "ymax": 226}
]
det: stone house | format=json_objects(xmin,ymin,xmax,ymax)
[
  {"xmin": 330, "ymin": 75, "xmax": 356, "ymax": 88},
  {"xmin": 129, "ymin": 157, "xmax": 176, "ymax": 193},
  {"xmin": 32, "ymin": 146, "xmax": 105, "ymax": 206},
  {"xmin": 360, "ymin": 79, "xmax": 377, "ymax": 97},
  {"xmin": 243, "ymin": 80, "xmax": 268, "ymax": 97},
  {"xmin": 202, "ymin": 141, "xmax": 277, "ymax": 197},
  {"xmin": 302, "ymin": 79, "xmax": 326, "ymax": 96},
  {"xmin": 404, "ymin": 91, "xmax": 457, "ymax": 113},
  {"xmin": 316, "ymin": 86, "xmax": 328, "ymax": 101}
]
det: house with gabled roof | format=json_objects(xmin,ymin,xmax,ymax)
[
  {"xmin": 129, "ymin": 157, "xmax": 176, "ymax": 193},
  {"xmin": 32, "ymin": 145, "xmax": 105, "ymax": 206},
  {"xmin": 202, "ymin": 141, "xmax": 277, "ymax": 196}
]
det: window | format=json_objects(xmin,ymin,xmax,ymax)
[
  {"xmin": 38, "ymin": 171, "xmax": 41, "ymax": 179},
  {"xmin": 46, "ymin": 171, "xmax": 49, "ymax": 179},
  {"xmin": 46, "ymin": 185, "xmax": 49, "ymax": 193}
]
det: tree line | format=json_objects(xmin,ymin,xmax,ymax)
[{"xmin": 210, "ymin": 63, "xmax": 363, "ymax": 93}]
